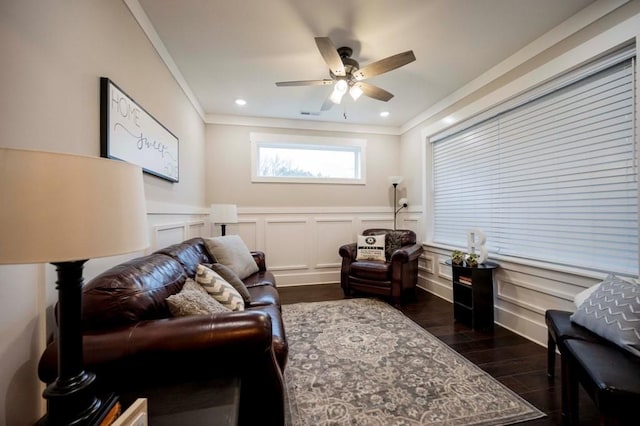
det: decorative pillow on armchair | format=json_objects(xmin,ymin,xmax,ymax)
[
  {"xmin": 356, "ymin": 234, "xmax": 386, "ymax": 261},
  {"xmin": 204, "ymin": 235, "xmax": 259, "ymax": 280},
  {"xmin": 385, "ymin": 231, "xmax": 404, "ymax": 261},
  {"xmin": 570, "ymin": 274, "xmax": 640, "ymax": 357}
]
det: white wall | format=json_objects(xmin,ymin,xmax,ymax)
[
  {"xmin": 204, "ymin": 123, "xmax": 427, "ymax": 288},
  {"xmin": 406, "ymin": 1, "xmax": 640, "ymax": 345},
  {"xmin": 0, "ymin": 1, "xmax": 207, "ymax": 424},
  {"xmin": 205, "ymin": 124, "xmax": 402, "ymax": 207}
]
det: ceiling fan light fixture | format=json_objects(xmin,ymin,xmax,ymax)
[
  {"xmin": 330, "ymin": 79, "xmax": 348, "ymax": 104},
  {"xmin": 349, "ymin": 85, "xmax": 363, "ymax": 101},
  {"xmin": 330, "ymin": 90, "xmax": 345, "ymax": 104}
]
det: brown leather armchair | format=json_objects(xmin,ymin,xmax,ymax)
[{"xmin": 339, "ymin": 229, "xmax": 423, "ymax": 305}]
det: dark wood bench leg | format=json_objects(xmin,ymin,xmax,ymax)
[
  {"xmin": 547, "ymin": 331, "xmax": 556, "ymax": 378},
  {"xmin": 561, "ymin": 354, "xmax": 580, "ymax": 426}
]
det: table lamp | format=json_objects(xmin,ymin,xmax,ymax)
[
  {"xmin": 210, "ymin": 204, "xmax": 238, "ymax": 236},
  {"xmin": 0, "ymin": 148, "xmax": 148, "ymax": 425}
]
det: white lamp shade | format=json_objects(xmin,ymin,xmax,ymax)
[
  {"xmin": 0, "ymin": 148, "xmax": 149, "ymax": 264},
  {"xmin": 388, "ymin": 176, "xmax": 403, "ymax": 185},
  {"xmin": 398, "ymin": 197, "xmax": 409, "ymax": 206},
  {"xmin": 210, "ymin": 204, "xmax": 238, "ymax": 224}
]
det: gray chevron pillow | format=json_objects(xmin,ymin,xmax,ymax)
[
  {"xmin": 570, "ymin": 274, "xmax": 640, "ymax": 356},
  {"xmin": 196, "ymin": 264, "xmax": 245, "ymax": 312}
]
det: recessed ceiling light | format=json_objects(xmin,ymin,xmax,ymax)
[
  {"xmin": 235, "ymin": 99, "xmax": 247, "ymax": 106},
  {"xmin": 443, "ymin": 116, "xmax": 456, "ymax": 124},
  {"xmin": 380, "ymin": 111, "xmax": 390, "ymax": 117}
]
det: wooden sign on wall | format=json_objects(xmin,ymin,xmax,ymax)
[{"xmin": 100, "ymin": 77, "xmax": 179, "ymax": 182}]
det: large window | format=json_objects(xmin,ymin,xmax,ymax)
[
  {"xmin": 431, "ymin": 50, "xmax": 637, "ymax": 275},
  {"xmin": 250, "ymin": 133, "xmax": 366, "ymax": 184}
]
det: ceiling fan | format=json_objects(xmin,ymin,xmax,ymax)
[{"xmin": 276, "ymin": 37, "xmax": 416, "ymax": 111}]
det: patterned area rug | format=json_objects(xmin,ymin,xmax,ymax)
[{"xmin": 282, "ymin": 298, "xmax": 545, "ymax": 425}]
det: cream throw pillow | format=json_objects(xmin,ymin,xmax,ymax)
[
  {"xmin": 204, "ymin": 235, "xmax": 259, "ymax": 280},
  {"xmin": 166, "ymin": 278, "xmax": 231, "ymax": 316},
  {"xmin": 195, "ymin": 264, "xmax": 245, "ymax": 311},
  {"xmin": 356, "ymin": 234, "xmax": 386, "ymax": 261}
]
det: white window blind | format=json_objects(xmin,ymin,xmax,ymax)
[{"xmin": 432, "ymin": 56, "xmax": 637, "ymax": 275}]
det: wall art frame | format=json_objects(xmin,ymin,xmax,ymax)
[{"xmin": 100, "ymin": 77, "xmax": 179, "ymax": 182}]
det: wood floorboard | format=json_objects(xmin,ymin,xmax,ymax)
[{"xmin": 279, "ymin": 283, "xmax": 601, "ymax": 425}]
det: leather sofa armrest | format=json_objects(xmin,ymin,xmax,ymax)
[
  {"xmin": 390, "ymin": 243, "xmax": 423, "ymax": 263},
  {"xmin": 251, "ymin": 251, "xmax": 267, "ymax": 272},
  {"xmin": 38, "ymin": 311, "xmax": 274, "ymax": 384},
  {"xmin": 339, "ymin": 243, "xmax": 358, "ymax": 260}
]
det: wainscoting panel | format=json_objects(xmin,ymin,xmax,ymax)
[
  {"xmin": 146, "ymin": 206, "xmax": 424, "ymax": 288},
  {"xmin": 235, "ymin": 220, "xmax": 259, "ymax": 251},
  {"xmin": 419, "ymin": 245, "xmax": 603, "ymax": 347},
  {"xmin": 187, "ymin": 220, "xmax": 206, "ymax": 239},
  {"xmin": 265, "ymin": 218, "xmax": 310, "ymax": 271},
  {"xmin": 152, "ymin": 223, "xmax": 187, "ymax": 250},
  {"xmin": 232, "ymin": 206, "xmax": 423, "ymax": 286},
  {"xmin": 315, "ymin": 218, "xmax": 353, "ymax": 268}
]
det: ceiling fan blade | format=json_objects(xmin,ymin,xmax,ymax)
[
  {"xmin": 315, "ymin": 37, "xmax": 345, "ymax": 77},
  {"xmin": 352, "ymin": 50, "xmax": 416, "ymax": 80},
  {"xmin": 276, "ymin": 79, "xmax": 333, "ymax": 87},
  {"xmin": 321, "ymin": 96, "xmax": 335, "ymax": 111},
  {"xmin": 356, "ymin": 82, "xmax": 394, "ymax": 102}
]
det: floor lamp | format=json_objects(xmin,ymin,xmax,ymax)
[
  {"xmin": 0, "ymin": 148, "xmax": 148, "ymax": 425},
  {"xmin": 388, "ymin": 176, "xmax": 408, "ymax": 230},
  {"xmin": 210, "ymin": 204, "xmax": 238, "ymax": 236}
]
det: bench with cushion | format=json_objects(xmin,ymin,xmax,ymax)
[{"xmin": 545, "ymin": 274, "xmax": 640, "ymax": 425}]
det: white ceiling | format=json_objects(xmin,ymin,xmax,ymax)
[{"xmin": 136, "ymin": 0, "xmax": 596, "ymax": 129}]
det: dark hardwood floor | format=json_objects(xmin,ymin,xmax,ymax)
[{"xmin": 279, "ymin": 284, "xmax": 601, "ymax": 425}]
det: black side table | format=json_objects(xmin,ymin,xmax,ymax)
[{"xmin": 445, "ymin": 259, "xmax": 499, "ymax": 331}]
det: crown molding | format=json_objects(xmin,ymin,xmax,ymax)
[
  {"xmin": 205, "ymin": 113, "xmax": 401, "ymax": 135},
  {"xmin": 123, "ymin": 0, "xmax": 205, "ymax": 121},
  {"xmin": 402, "ymin": 0, "xmax": 630, "ymax": 134}
]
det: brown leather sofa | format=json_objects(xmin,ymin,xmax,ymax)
[
  {"xmin": 38, "ymin": 237, "xmax": 287, "ymax": 425},
  {"xmin": 339, "ymin": 228, "xmax": 423, "ymax": 305}
]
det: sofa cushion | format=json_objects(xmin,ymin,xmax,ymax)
[
  {"xmin": 247, "ymin": 285, "xmax": 280, "ymax": 308},
  {"xmin": 204, "ymin": 235, "xmax": 259, "ymax": 280},
  {"xmin": 356, "ymin": 234, "xmax": 386, "ymax": 261},
  {"xmin": 196, "ymin": 264, "xmax": 244, "ymax": 312},
  {"xmin": 205, "ymin": 262, "xmax": 251, "ymax": 303},
  {"xmin": 571, "ymin": 274, "xmax": 640, "ymax": 357},
  {"xmin": 166, "ymin": 279, "xmax": 231, "ymax": 316},
  {"xmin": 154, "ymin": 237, "xmax": 215, "ymax": 277},
  {"xmin": 350, "ymin": 260, "xmax": 391, "ymax": 282},
  {"xmin": 82, "ymin": 254, "xmax": 187, "ymax": 330},
  {"xmin": 242, "ymin": 270, "xmax": 277, "ymax": 288}
]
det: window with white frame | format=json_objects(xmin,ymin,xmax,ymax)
[
  {"xmin": 431, "ymin": 46, "xmax": 637, "ymax": 275},
  {"xmin": 250, "ymin": 133, "xmax": 366, "ymax": 184}
]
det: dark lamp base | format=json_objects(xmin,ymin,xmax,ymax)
[{"xmin": 37, "ymin": 393, "xmax": 118, "ymax": 426}]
